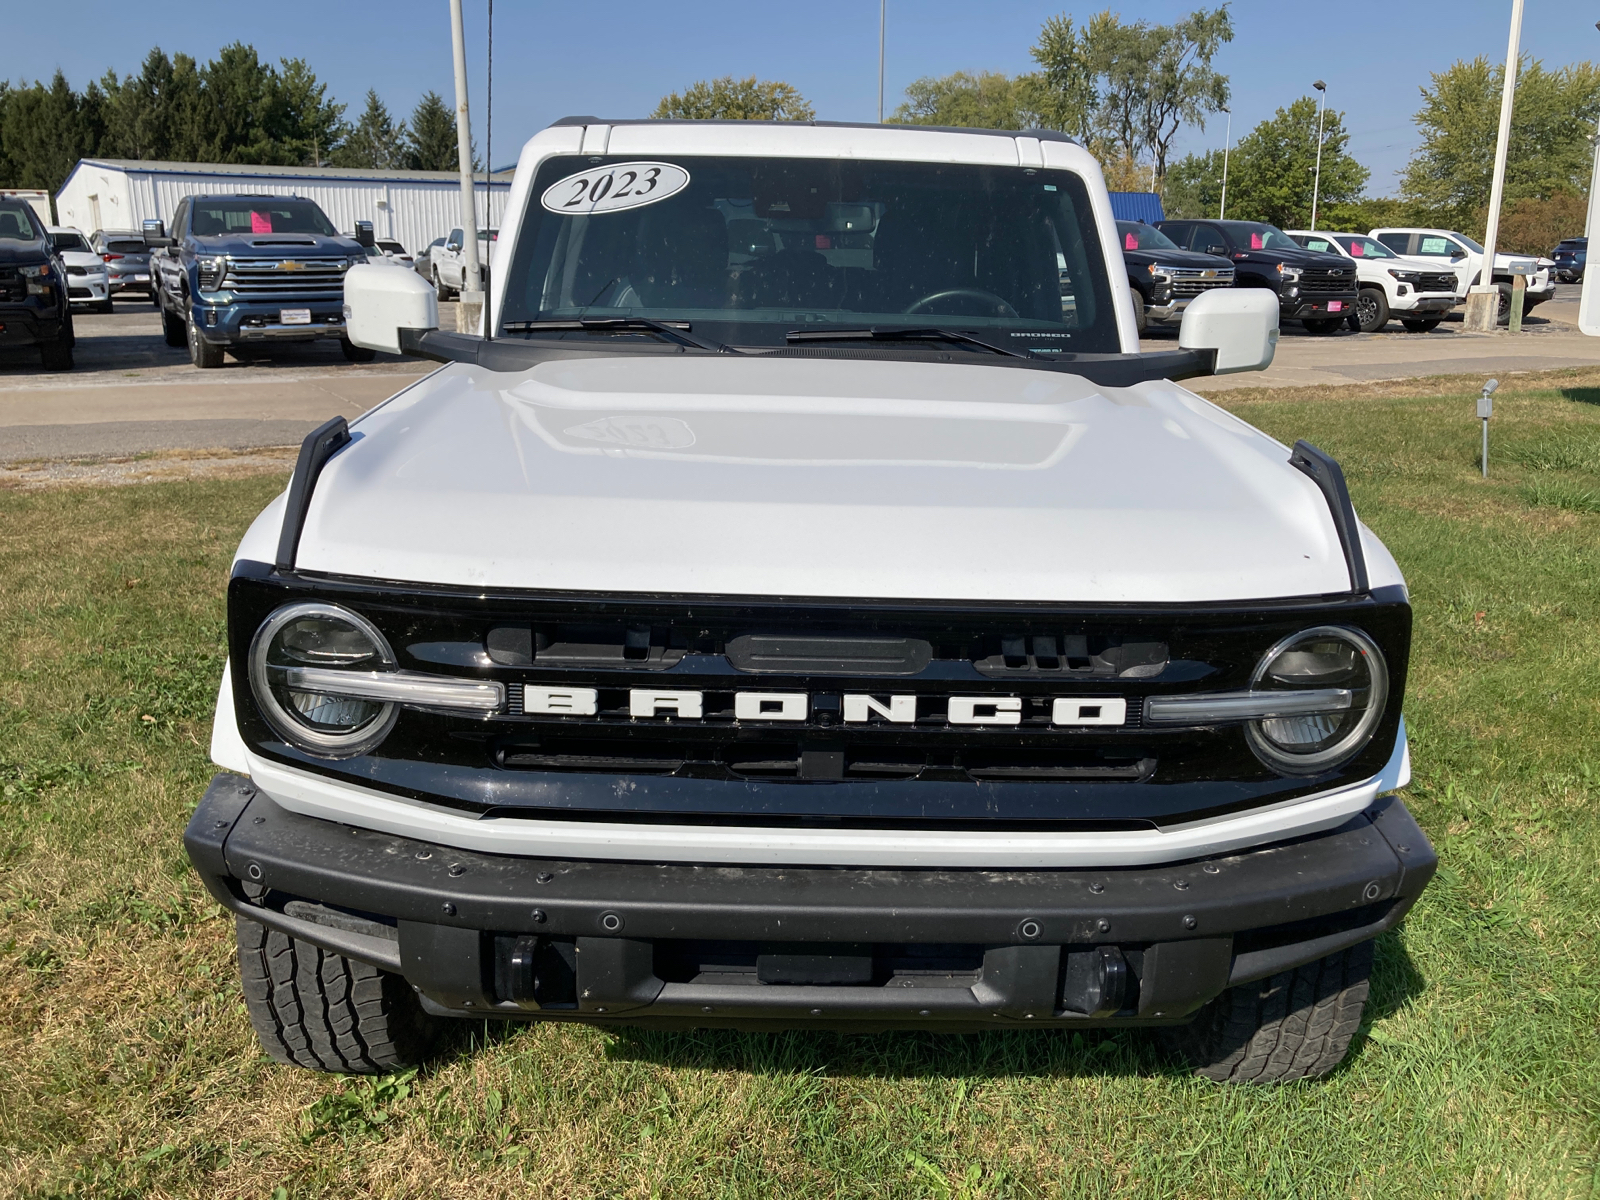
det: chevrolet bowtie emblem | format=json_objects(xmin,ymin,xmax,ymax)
[
  {"xmin": 1203, "ymin": 269, "xmax": 1216, "ymax": 278},
  {"xmin": 279, "ymin": 260, "xmax": 304, "ymax": 271}
]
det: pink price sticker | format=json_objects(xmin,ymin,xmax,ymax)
[
  {"xmin": 1328, "ymin": 301, "xmax": 1343, "ymax": 312},
  {"xmin": 1250, "ymin": 233, "xmax": 1265, "ymax": 249},
  {"xmin": 250, "ymin": 211, "xmax": 272, "ymax": 233},
  {"xmin": 1125, "ymin": 233, "xmax": 1139, "ymax": 250},
  {"xmin": 1350, "ymin": 242, "xmax": 1364, "ymax": 256}
]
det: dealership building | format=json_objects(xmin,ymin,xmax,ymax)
[{"xmin": 55, "ymin": 159, "xmax": 513, "ymax": 255}]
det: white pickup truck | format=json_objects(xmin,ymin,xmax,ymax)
[
  {"xmin": 186, "ymin": 118, "xmax": 1432, "ymax": 1085},
  {"xmin": 1287, "ymin": 230, "xmax": 1460, "ymax": 333},
  {"xmin": 1371, "ymin": 227, "xmax": 1555, "ymax": 324}
]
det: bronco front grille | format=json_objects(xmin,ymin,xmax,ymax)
[{"xmin": 221, "ymin": 258, "xmax": 348, "ymax": 299}]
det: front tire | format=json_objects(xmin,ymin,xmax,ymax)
[
  {"xmin": 236, "ymin": 917, "xmax": 439, "ymax": 1074},
  {"xmin": 39, "ymin": 322, "xmax": 74, "ymax": 371},
  {"xmin": 1401, "ymin": 317, "xmax": 1442, "ymax": 333},
  {"xmin": 161, "ymin": 297, "xmax": 186, "ymax": 347},
  {"xmin": 186, "ymin": 309, "xmax": 225, "ymax": 368},
  {"xmin": 1301, "ymin": 316, "xmax": 1345, "ymax": 335},
  {"xmin": 341, "ymin": 337, "xmax": 377, "ymax": 362},
  {"xmin": 434, "ymin": 267, "xmax": 450, "ymax": 302},
  {"xmin": 1165, "ymin": 940, "xmax": 1373, "ymax": 1084},
  {"xmin": 1353, "ymin": 287, "xmax": 1389, "ymax": 333}
]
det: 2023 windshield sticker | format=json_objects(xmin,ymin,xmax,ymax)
[{"xmin": 540, "ymin": 162, "xmax": 691, "ymax": 216}]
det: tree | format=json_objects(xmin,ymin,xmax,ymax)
[
  {"xmin": 0, "ymin": 71, "xmax": 105, "ymax": 196},
  {"xmin": 1162, "ymin": 148, "xmax": 1225, "ymax": 218},
  {"xmin": 269, "ymin": 58, "xmax": 345, "ymax": 167},
  {"xmin": 1029, "ymin": 7, "xmax": 1232, "ymax": 182},
  {"xmin": 201, "ymin": 42, "xmax": 278, "ymax": 163},
  {"xmin": 1401, "ymin": 56, "xmax": 1600, "ymax": 236},
  {"xmin": 406, "ymin": 91, "xmax": 459, "ymax": 171},
  {"xmin": 889, "ymin": 71, "xmax": 1039, "ymax": 130},
  {"xmin": 335, "ymin": 90, "xmax": 406, "ymax": 170},
  {"xmin": 1213, "ymin": 96, "xmax": 1367, "ymax": 228},
  {"xmin": 653, "ymin": 77, "xmax": 814, "ymax": 121},
  {"xmin": 1496, "ymin": 190, "xmax": 1588, "ymax": 257},
  {"xmin": 99, "ymin": 48, "xmax": 176, "ymax": 161}
]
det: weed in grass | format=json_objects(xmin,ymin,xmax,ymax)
[
  {"xmin": 1522, "ymin": 476, "xmax": 1600, "ymax": 514},
  {"xmin": 1, "ymin": 377, "xmax": 1599, "ymax": 1197}
]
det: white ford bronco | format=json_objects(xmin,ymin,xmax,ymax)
[{"xmin": 186, "ymin": 118, "xmax": 1433, "ymax": 1084}]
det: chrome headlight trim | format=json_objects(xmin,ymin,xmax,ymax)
[
  {"xmin": 1244, "ymin": 625, "xmax": 1389, "ymax": 775},
  {"xmin": 249, "ymin": 601, "xmax": 399, "ymax": 758}
]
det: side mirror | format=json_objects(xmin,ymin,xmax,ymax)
[
  {"xmin": 141, "ymin": 218, "xmax": 172, "ymax": 248},
  {"xmin": 344, "ymin": 262, "xmax": 439, "ymax": 354},
  {"xmin": 1179, "ymin": 287, "xmax": 1279, "ymax": 375},
  {"xmin": 355, "ymin": 220, "xmax": 375, "ymax": 248},
  {"xmin": 447, "ymin": 240, "xmax": 462, "ymax": 252}
]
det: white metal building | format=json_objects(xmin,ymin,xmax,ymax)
[{"xmin": 55, "ymin": 159, "xmax": 513, "ymax": 255}]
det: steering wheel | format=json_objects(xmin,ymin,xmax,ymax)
[{"xmin": 904, "ymin": 288, "xmax": 1020, "ymax": 318}]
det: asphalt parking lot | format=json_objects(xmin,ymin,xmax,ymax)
[{"xmin": 1, "ymin": 285, "xmax": 1596, "ymax": 463}]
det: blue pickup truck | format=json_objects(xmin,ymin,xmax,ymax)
[{"xmin": 145, "ymin": 194, "xmax": 376, "ymax": 368}]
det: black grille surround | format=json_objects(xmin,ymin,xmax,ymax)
[
  {"xmin": 1417, "ymin": 271, "xmax": 1459, "ymax": 294},
  {"xmin": 228, "ymin": 560, "xmax": 1411, "ymax": 832},
  {"xmin": 1298, "ymin": 269, "xmax": 1359, "ymax": 296}
]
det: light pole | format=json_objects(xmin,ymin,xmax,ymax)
[
  {"xmin": 1578, "ymin": 21, "xmax": 1600, "ymax": 336},
  {"xmin": 449, "ymin": 0, "xmax": 482, "ymax": 334},
  {"xmin": 1219, "ymin": 106, "xmax": 1232, "ymax": 219},
  {"xmin": 1466, "ymin": 0, "xmax": 1526, "ymax": 333},
  {"xmin": 1310, "ymin": 80, "xmax": 1327, "ymax": 231},
  {"xmin": 878, "ymin": 0, "xmax": 886, "ymax": 123}
]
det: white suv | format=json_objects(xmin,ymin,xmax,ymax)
[
  {"xmin": 1370, "ymin": 227, "xmax": 1555, "ymax": 324},
  {"xmin": 1287, "ymin": 231, "xmax": 1459, "ymax": 333},
  {"xmin": 187, "ymin": 118, "xmax": 1433, "ymax": 1086},
  {"xmin": 47, "ymin": 226, "xmax": 112, "ymax": 313}
]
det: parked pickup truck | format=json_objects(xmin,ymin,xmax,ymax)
[
  {"xmin": 1371, "ymin": 227, "xmax": 1555, "ymax": 324},
  {"xmin": 146, "ymin": 195, "xmax": 377, "ymax": 368},
  {"xmin": 1287, "ymin": 231, "xmax": 1459, "ymax": 333},
  {"xmin": 1116, "ymin": 221, "xmax": 1234, "ymax": 333},
  {"xmin": 1159, "ymin": 218, "xmax": 1359, "ymax": 334},
  {"xmin": 188, "ymin": 119, "xmax": 1432, "ymax": 1085}
]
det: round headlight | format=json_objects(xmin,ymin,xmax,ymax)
[
  {"xmin": 1245, "ymin": 626, "xmax": 1388, "ymax": 775},
  {"xmin": 249, "ymin": 602, "xmax": 397, "ymax": 757}
]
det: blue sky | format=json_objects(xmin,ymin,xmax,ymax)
[{"xmin": 7, "ymin": 1, "xmax": 1596, "ymax": 195}]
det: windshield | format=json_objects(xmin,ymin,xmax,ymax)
[
  {"xmin": 1230, "ymin": 222, "xmax": 1300, "ymax": 252},
  {"xmin": 1333, "ymin": 235, "xmax": 1397, "ymax": 259},
  {"xmin": 0, "ymin": 204, "xmax": 39, "ymax": 241},
  {"xmin": 51, "ymin": 232, "xmax": 90, "ymax": 252},
  {"xmin": 1117, "ymin": 221, "xmax": 1180, "ymax": 252},
  {"xmin": 190, "ymin": 198, "xmax": 337, "ymax": 237},
  {"xmin": 378, "ymin": 241, "xmax": 406, "ymax": 253},
  {"xmin": 501, "ymin": 155, "xmax": 1119, "ymax": 353},
  {"xmin": 1454, "ymin": 233, "xmax": 1485, "ymax": 253}
]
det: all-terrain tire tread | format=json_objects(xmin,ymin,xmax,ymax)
[
  {"xmin": 235, "ymin": 915, "xmax": 433, "ymax": 1074},
  {"xmin": 1164, "ymin": 940, "xmax": 1374, "ymax": 1084}
]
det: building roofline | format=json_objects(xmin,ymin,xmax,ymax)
[
  {"xmin": 65, "ymin": 158, "xmax": 514, "ymax": 184},
  {"xmin": 545, "ymin": 116, "xmax": 1079, "ymax": 145}
]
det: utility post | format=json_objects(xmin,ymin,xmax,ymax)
[
  {"xmin": 1218, "ymin": 106, "xmax": 1231, "ymax": 220},
  {"xmin": 1465, "ymin": 0, "xmax": 1525, "ymax": 333},
  {"xmin": 1310, "ymin": 82, "xmax": 1327, "ymax": 230},
  {"xmin": 1479, "ymin": 379, "xmax": 1497, "ymax": 478},
  {"xmin": 450, "ymin": 0, "xmax": 483, "ymax": 335},
  {"xmin": 1579, "ymin": 23, "xmax": 1600, "ymax": 337}
]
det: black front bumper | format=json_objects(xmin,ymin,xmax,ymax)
[{"xmin": 185, "ymin": 773, "xmax": 1435, "ymax": 1030}]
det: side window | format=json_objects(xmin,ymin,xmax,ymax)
[
  {"xmin": 1158, "ymin": 223, "xmax": 1190, "ymax": 249},
  {"xmin": 1303, "ymin": 237, "xmax": 1336, "ymax": 253},
  {"xmin": 1416, "ymin": 236, "xmax": 1459, "ymax": 257},
  {"xmin": 448, "ymin": 228, "xmax": 463, "ymax": 247},
  {"xmin": 1197, "ymin": 225, "xmax": 1230, "ymax": 255},
  {"xmin": 1375, "ymin": 233, "xmax": 1410, "ymax": 255}
]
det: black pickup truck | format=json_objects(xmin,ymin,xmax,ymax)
[
  {"xmin": 146, "ymin": 195, "xmax": 376, "ymax": 368},
  {"xmin": 1116, "ymin": 221, "xmax": 1234, "ymax": 333},
  {"xmin": 1158, "ymin": 219, "xmax": 1358, "ymax": 335}
]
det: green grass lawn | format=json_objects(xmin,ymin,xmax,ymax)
[{"xmin": 2, "ymin": 369, "xmax": 1599, "ymax": 1199}]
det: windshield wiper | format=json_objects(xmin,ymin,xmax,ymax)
[
  {"xmin": 502, "ymin": 317, "xmax": 738, "ymax": 354},
  {"xmin": 786, "ymin": 326, "xmax": 1034, "ymax": 359}
]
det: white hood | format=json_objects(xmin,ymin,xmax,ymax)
[{"xmin": 284, "ymin": 355, "xmax": 1364, "ymax": 603}]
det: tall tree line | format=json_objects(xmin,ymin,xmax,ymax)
[{"xmin": 0, "ymin": 45, "xmax": 469, "ymax": 196}]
